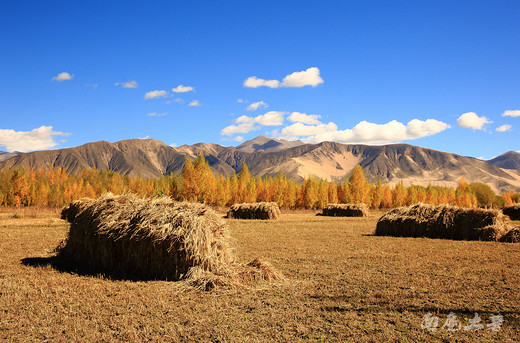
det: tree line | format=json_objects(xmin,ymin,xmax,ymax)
[{"xmin": 1, "ymin": 154, "xmax": 519, "ymax": 209}]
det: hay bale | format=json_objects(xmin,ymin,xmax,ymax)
[
  {"xmin": 320, "ymin": 203, "xmax": 369, "ymax": 217},
  {"xmin": 499, "ymin": 227, "xmax": 520, "ymax": 243},
  {"xmin": 226, "ymin": 202, "xmax": 281, "ymax": 220},
  {"xmin": 58, "ymin": 193, "xmax": 233, "ymax": 280},
  {"xmin": 58, "ymin": 193, "xmax": 284, "ymax": 288},
  {"xmin": 503, "ymin": 204, "xmax": 520, "ymax": 221},
  {"xmin": 375, "ymin": 203, "xmax": 512, "ymax": 241},
  {"xmin": 61, "ymin": 198, "xmax": 94, "ymax": 223}
]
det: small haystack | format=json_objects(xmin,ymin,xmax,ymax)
[
  {"xmin": 499, "ymin": 227, "xmax": 520, "ymax": 243},
  {"xmin": 58, "ymin": 194, "xmax": 283, "ymax": 287},
  {"xmin": 503, "ymin": 204, "xmax": 520, "ymax": 221},
  {"xmin": 320, "ymin": 203, "xmax": 369, "ymax": 217},
  {"xmin": 226, "ymin": 202, "xmax": 281, "ymax": 220},
  {"xmin": 375, "ymin": 203, "xmax": 512, "ymax": 241}
]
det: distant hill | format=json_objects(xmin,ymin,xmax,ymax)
[
  {"xmin": 235, "ymin": 135, "xmax": 305, "ymax": 153},
  {"xmin": 1, "ymin": 136, "xmax": 519, "ymax": 193},
  {"xmin": 488, "ymin": 151, "xmax": 520, "ymax": 170},
  {"xmin": 0, "ymin": 151, "xmax": 20, "ymax": 162}
]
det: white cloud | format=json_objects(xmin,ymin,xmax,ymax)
[
  {"xmin": 52, "ymin": 72, "xmax": 74, "ymax": 82},
  {"xmin": 0, "ymin": 126, "xmax": 69, "ymax": 152},
  {"xmin": 115, "ymin": 80, "xmax": 138, "ymax": 88},
  {"xmin": 169, "ymin": 143, "xmax": 177, "ymax": 148},
  {"xmin": 245, "ymin": 111, "xmax": 286, "ymax": 126},
  {"xmin": 281, "ymin": 67, "xmax": 324, "ymax": 87},
  {"xmin": 247, "ymin": 101, "xmax": 268, "ymax": 111},
  {"xmin": 221, "ymin": 122, "xmax": 257, "ymax": 136},
  {"xmin": 172, "ymin": 85, "xmax": 194, "ymax": 93},
  {"xmin": 281, "ymin": 122, "xmax": 337, "ymax": 136},
  {"xmin": 146, "ymin": 112, "xmax": 167, "ymax": 117},
  {"xmin": 457, "ymin": 112, "xmax": 492, "ymax": 130},
  {"xmin": 174, "ymin": 98, "xmax": 184, "ymax": 104},
  {"xmin": 188, "ymin": 100, "xmax": 202, "ymax": 107},
  {"xmin": 221, "ymin": 111, "xmax": 286, "ymax": 136},
  {"xmin": 243, "ymin": 67, "xmax": 324, "ymax": 88},
  {"xmin": 243, "ymin": 76, "xmax": 280, "ymax": 88},
  {"xmin": 237, "ymin": 99, "xmax": 247, "ymax": 103},
  {"xmin": 502, "ymin": 110, "xmax": 520, "ymax": 118},
  {"xmin": 281, "ymin": 119, "xmax": 450, "ymax": 145},
  {"xmin": 144, "ymin": 90, "xmax": 169, "ymax": 100},
  {"xmin": 496, "ymin": 124, "xmax": 512, "ymax": 132},
  {"xmin": 233, "ymin": 136, "xmax": 244, "ymax": 142},
  {"xmin": 287, "ymin": 112, "xmax": 322, "ymax": 125}
]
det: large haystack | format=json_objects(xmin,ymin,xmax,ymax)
[
  {"xmin": 58, "ymin": 194, "xmax": 283, "ymax": 288},
  {"xmin": 226, "ymin": 202, "xmax": 281, "ymax": 220},
  {"xmin": 320, "ymin": 203, "xmax": 369, "ymax": 217},
  {"xmin": 58, "ymin": 193, "xmax": 233, "ymax": 280},
  {"xmin": 503, "ymin": 204, "xmax": 520, "ymax": 221},
  {"xmin": 375, "ymin": 203, "xmax": 512, "ymax": 241}
]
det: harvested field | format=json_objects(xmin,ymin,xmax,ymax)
[
  {"xmin": 376, "ymin": 203, "xmax": 512, "ymax": 241},
  {"xmin": 503, "ymin": 204, "xmax": 520, "ymax": 221},
  {"xmin": 320, "ymin": 203, "xmax": 369, "ymax": 217},
  {"xmin": 1, "ymin": 208, "xmax": 519, "ymax": 341},
  {"xmin": 226, "ymin": 202, "xmax": 281, "ymax": 220}
]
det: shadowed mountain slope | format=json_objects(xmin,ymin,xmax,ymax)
[{"xmin": 1, "ymin": 136, "xmax": 519, "ymax": 193}]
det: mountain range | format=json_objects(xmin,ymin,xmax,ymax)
[{"xmin": 1, "ymin": 136, "xmax": 519, "ymax": 193}]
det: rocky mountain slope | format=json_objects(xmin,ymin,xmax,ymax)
[{"xmin": 1, "ymin": 136, "xmax": 519, "ymax": 193}]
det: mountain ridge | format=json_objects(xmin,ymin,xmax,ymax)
[{"xmin": 1, "ymin": 136, "xmax": 519, "ymax": 193}]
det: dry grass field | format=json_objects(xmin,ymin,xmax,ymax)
[{"xmin": 1, "ymin": 207, "xmax": 519, "ymax": 342}]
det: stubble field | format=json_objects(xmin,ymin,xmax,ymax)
[{"xmin": 0, "ymin": 207, "xmax": 519, "ymax": 342}]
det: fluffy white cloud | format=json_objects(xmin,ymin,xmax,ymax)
[
  {"xmin": 243, "ymin": 67, "xmax": 324, "ymax": 88},
  {"xmin": 221, "ymin": 122, "xmax": 256, "ymax": 136},
  {"xmin": 247, "ymin": 101, "xmax": 268, "ymax": 111},
  {"xmin": 244, "ymin": 111, "xmax": 286, "ymax": 126},
  {"xmin": 237, "ymin": 99, "xmax": 247, "ymax": 103},
  {"xmin": 172, "ymin": 85, "xmax": 194, "ymax": 93},
  {"xmin": 283, "ymin": 119, "xmax": 450, "ymax": 145},
  {"xmin": 233, "ymin": 136, "xmax": 244, "ymax": 142},
  {"xmin": 115, "ymin": 80, "xmax": 138, "ymax": 88},
  {"xmin": 221, "ymin": 111, "xmax": 286, "ymax": 136},
  {"xmin": 144, "ymin": 90, "xmax": 169, "ymax": 99},
  {"xmin": 281, "ymin": 67, "xmax": 323, "ymax": 87},
  {"xmin": 502, "ymin": 110, "xmax": 520, "ymax": 118},
  {"xmin": 0, "ymin": 126, "xmax": 69, "ymax": 152},
  {"xmin": 169, "ymin": 143, "xmax": 177, "ymax": 147},
  {"xmin": 457, "ymin": 112, "xmax": 492, "ymax": 130},
  {"xmin": 287, "ymin": 112, "xmax": 322, "ymax": 125},
  {"xmin": 52, "ymin": 72, "xmax": 74, "ymax": 82},
  {"xmin": 188, "ymin": 100, "xmax": 201, "ymax": 107},
  {"xmin": 243, "ymin": 76, "xmax": 280, "ymax": 88},
  {"xmin": 146, "ymin": 112, "xmax": 167, "ymax": 117},
  {"xmin": 281, "ymin": 122, "xmax": 337, "ymax": 136},
  {"xmin": 496, "ymin": 124, "xmax": 512, "ymax": 132}
]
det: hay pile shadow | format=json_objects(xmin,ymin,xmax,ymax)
[
  {"xmin": 503, "ymin": 204, "xmax": 520, "ymax": 221},
  {"xmin": 375, "ymin": 203, "xmax": 514, "ymax": 241},
  {"xmin": 226, "ymin": 202, "xmax": 281, "ymax": 220},
  {"xmin": 319, "ymin": 203, "xmax": 369, "ymax": 217},
  {"xmin": 53, "ymin": 193, "xmax": 283, "ymax": 289}
]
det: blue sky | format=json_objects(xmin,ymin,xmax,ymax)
[{"xmin": 1, "ymin": 1, "xmax": 519, "ymax": 159}]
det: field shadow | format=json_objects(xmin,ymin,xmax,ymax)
[{"xmin": 21, "ymin": 256, "xmax": 154, "ymax": 281}]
